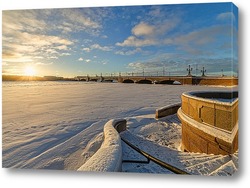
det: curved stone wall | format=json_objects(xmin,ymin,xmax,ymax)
[
  {"xmin": 155, "ymin": 103, "xmax": 181, "ymax": 119},
  {"xmin": 77, "ymin": 119, "xmax": 126, "ymax": 172},
  {"xmin": 177, "ymin": 91, "xmax": 238, "ymax": 155}
]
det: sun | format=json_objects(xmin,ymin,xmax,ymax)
[{"xmin": 24, "ymin": 66, "xmax": 36, "ymax": 76}]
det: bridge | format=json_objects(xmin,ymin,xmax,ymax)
[{"xmin": 75, "ymin": 75, "xmax": 238, "ymax": 86}]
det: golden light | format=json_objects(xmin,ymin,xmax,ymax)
[{"xmin": 24, "ymin": 66, "xmax": 36, "ymax": 76}]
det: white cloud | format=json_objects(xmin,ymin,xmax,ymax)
[
  {"xmin": 115, "ymin": 48, "xmax": 142, "ymax": 55},
  {"xmin": 173, "ymin": 25, "xmax": 231, "ymax": 54},
  {"xmin": 91, "ymin": 44, "xmax": 113, "ymax": 51},
  {"xmin": 157, "ymin": 18, "xmax": 180, "ymax": 35},
  {"xmin": 116, "ymin": 18, "xmax": 179, "ymax": 47},
  {"xmin": 60, "ymin": 53, "xmax": 71, "ymax": 56},
  {"xmin": 217, "ymin": 12, "xmax": 235, "ymax": 21},
  {"xmin": 49, "ymin": 56, "xmax": 58, "ymax": 59},
  {"xmin": 45, "ymin": 49, "xmax": 59, "ymax": 55},
  {"xmin": 82, "ymin": 44, "xmax": 113, "ymax": 52},
  {"xmin": 116, "ymin": 36, "xmax": 157, "ymax": 47},
  {"xmin": 85, "ymin": 59, "xmax": 91, "ymax": 63},
  {"xmin": 82, "ymin": 47, "xmax": 91, "ymax": 52},
  {"xmin": 56, "ymin": 45, "xmax": 69, "ymax": 50},
  {"xmin": 36, "ymin": 62, "xmax": 54, "ymax": 66},
  {"xmin": 78, "ymin": 58, "xmax": 84, "ymax": 61},
  {"xmin": 132, "ymin": 22, "xmax": 155, "ymax": 36},
  {"xmin": 60, "ymin": 9, "xmax": 100, "ymax": 29},
  {"xmin": 2, "ymin": 29, "xmax": 74, "ymax": 64},
  {"xmin": 2, "ymin": 10, "xmax": 47, "ymax": 34}
]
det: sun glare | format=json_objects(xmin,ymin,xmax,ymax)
[{"xmin": 24, "ymin": 66, "xmax": 36, "ymax": 76}]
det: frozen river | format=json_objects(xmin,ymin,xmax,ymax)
[{"xmin": 2, "ymin": 81, "xmax": 236, "ymax": 171}]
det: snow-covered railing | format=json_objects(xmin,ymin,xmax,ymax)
[
  {"xmin": 77, "ymin": 119, "xmax": 126, "ymax": 172},
  {"xmin": 155, "ymin": 103, "xmax": 181, "ymax": 119}
]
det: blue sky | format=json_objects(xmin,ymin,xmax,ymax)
[{"xmin": 2, "ymin": 2, "xmax": 238, "ymax": 77}]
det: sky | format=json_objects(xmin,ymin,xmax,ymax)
[{"xmin": 2, "ymin": 2, "xmax": 238, "ymax": 78}]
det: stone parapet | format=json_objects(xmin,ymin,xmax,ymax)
[
  {"xmin": 178, "ymin": 91, "xmax": 238, "ymax": 155},
  {"xmin": 155, "ymin": 103, "xmax": 181, "ymax": 119}
]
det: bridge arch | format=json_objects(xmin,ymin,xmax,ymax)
[
  {"xmin": 103, "ymin": 79, "xmax": 114, "ymax": 82},
  {"xmin": 157, "ymin": 80, "xmax": 175, "ymax": 85},
  {"xmin": 89, "ymin": 78, "xmax": 98, "ymax": 82},
  {"xmin": 173, "ymin": 81, "xmax": 182, "ymax": 85},
  {"xmin": 123, "ymin": 79, "xmax": 134, "ymax": 83},
  {"xmin": 154, "ymin": 80, "xmax": 182, "ymax": 85},
  {"xmin": 136, "ymin": 79, "xmax": 153, "ymax": 84}
]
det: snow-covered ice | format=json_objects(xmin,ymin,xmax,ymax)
[{"xmin": 2, "ymin": 81, "xmax": 238, "ymax": 175}]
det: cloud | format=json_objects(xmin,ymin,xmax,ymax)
[
  {"xmin": 45, "ymin": 49, "xmax": 59, "ymax": 55},
  {"xmin": 115, "ymin": 48, "xmax": 142, "ymax": 55},
  {"xmin": 217, "ymin": 12, "xmax": 235, "ymax": 21},
  {"xmin": 2, "ymin": 10, "xmax": 47, "ymax": 34},
  {"xmin": 82, "ymin": 44, "xmax": 113, "ymax": 52},
  {"xmin": 36, "ymin": 62, "xmax": 54, "ymax": 66},
  {"xmin": 116, "ymin": 18, "xmax": 180, "ymax": 47},
  {"xmin": 85, "ymin": 59, "xmax": 91, "ymax": 63},
  {"xmin": 82, "ymin": 47, "xmax": 91, "ymax": 52},
  {"xmin": 78, "ymin": 58, "xmax": 84, "ymax": 61},
  {"xmin": 2, "ymin": 8, "xmax": 102, "ymax": 67},
  {"xmin": 2, "ymin": 51, "xmax": 34, "ymax": 63},
  {"xmin": 49, "ymin": 56, "xmax": 58, "ymax": 59},
  {"xmin": 57, "ymin": 24, "xmax": 73, "ymax": 33},
  {"xmin": 163, "ymin": 25, "xmax": 233, "ymax": 55},
  {"xmin": 54, "ymin": 7, "xmax": 113, "ymax": 36},
  {"xmin": 132, "ymin": 22, "xmax": 155, "ymax": 36},
  {"xmin": 2, "ymin": 29, "xmax": 73, "ymax": 63},
  {"xmin": 128, "ymin": 53, "xmax": 177, "ymax": 70},
  {"xmin": 116, "ymin": 36, "xmax": 157, "ymax": 47},
  {"xmin": 60, "ymin": 9, "xmax": 100, "ymax": 29},
  {"xmin": 60, "ymin": 53, "xmax": 71, "ymax": 56},
  {"xmin": 90, "ymin": 44, "xmax": 113, "ymax": 51},
  {"xmin": 56, "ymin": 45, "xmax": 69, "ymax": 50}
]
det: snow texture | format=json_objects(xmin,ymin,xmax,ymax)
[
  {"xmin": 2, "ymin": 81, "xmax": 238, "ymax": 175},
  {"xmin": 77, "ymin": 119, "xmax": 124, "ymax": 172}
]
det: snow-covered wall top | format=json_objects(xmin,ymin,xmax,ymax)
[
  {"xmin": 77, "ymin": 119, "xmax": 126, "ymax": 172},
  {"xmin": 183, "ymin": 91, "xmax": 238, "ymax": 105}
]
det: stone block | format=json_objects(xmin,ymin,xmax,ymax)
[
  {"xmin": 181, "ymin": 95, "xmax": 189, "ymax": 115},
  {"xmin": 215, "ymin": 109, "xmax": 233, "ymax": 131},
  {"xmin": 188, "ymin": 98, "xmax": 198, "ymax": 119},
  {"xmin": 200, "ymin": 106, "xmax": 215, "ymax": 127},
  {"xmin": 207, "ymin": 143, "xmax": 219, "ymax": 155}
]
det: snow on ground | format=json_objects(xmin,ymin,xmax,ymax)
[
  {"xmin": 121, "ymin": 114, "xmax": 238, "ymax": 175},
  {"xmin": 2, "ymin": 81, "xmax": 237, "ymax": 174}
]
